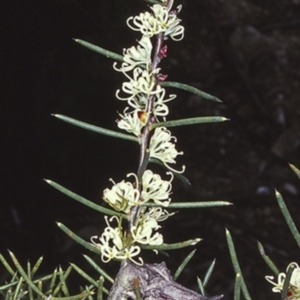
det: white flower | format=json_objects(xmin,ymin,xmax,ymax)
[
  {"xmin": 266, "ymin": 262, "xmax": 300, "ymax": 299},
  {"xmin": 150, "ymin": 4, "xmax": 184, "ymax": 41},
  {"xmin": 91, "ymin": 216, "xmax": 143, "ymax": 265},
  {"xmin": 131, "ymin": 215, "xmax": 163, "ymax": 246},
  {"xmin": 127, "ymin": 4, "xmax": 184, "ymax": 41},
  {"xmin": 103, "ymin": 176, "xmax": 140, "ymax": 213},
  {"xmin": 114, "ymin": 36, "xmax": 152, "ymax": 73},
  {"xmin": 127, "ymin": 11, "xmax": 160, "ymax": 37},
  {"xmin": 145, "ymin": 206, "xmax": 173, "ymax": 222},
  {"xmin": 152, "ymin": 88, "xmax": 176, "ymax": 117},
  {"xmin": 116, "ymin": 67, "xmax": 162, "ymax": 102},
  {"xmin": 117, "ymin": 108, "xmax": 148, "ymax": 136},
  {"xmin": 149, "ymin": 127, "xmax": 185, "ymax": 173},
  {"xmin": 141, "ymin": 170, "xmax": 173, "ymax": 206}
]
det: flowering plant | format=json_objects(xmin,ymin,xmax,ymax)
[{"xmin": 45, "ymin": 0, "xmax": 229, "ymax": 298}]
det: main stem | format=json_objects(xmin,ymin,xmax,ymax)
[{"xmin": 129, "ymin": 29, "xmax": 166, "ymax": 230}]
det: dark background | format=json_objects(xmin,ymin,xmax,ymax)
[{"xmin": 1, "ymin": 0, "xmax": 300, "ymax": 299}]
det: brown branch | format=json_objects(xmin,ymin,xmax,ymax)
[{"xmin": 107, "ymin": 261, "xmax": 223, "ymax": 300}]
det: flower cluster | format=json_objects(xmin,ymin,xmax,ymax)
[
  {"xmin": 266, "ymin": 262, "xmax": 300, "ymax": 299},
  {"xmin": 92, "ymin": 1, "xmax": 185, "ymax": 265}
]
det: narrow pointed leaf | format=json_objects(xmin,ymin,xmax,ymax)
[
  {"xmin": 275, "ymin": 190, "xmax": 300, "ymax": 248},
  {"xmin": 8, "ymin": 251, "xmax": 45, "ymax": 298},
  {"xmin": 49, "ymin": 268, "xmax": 58, "ymax": 294},
  {"xmin": 0, "ymin": 254, "xmax": 15, "ymax": 276},
  {"xmin": 52, "ymin": 114, "xmax": 138, "ymax": 142},
  {"xmin": 257, "ymin": 241, "xmax": 280, "ymax": 275},
  {"xmin": 52, "ymin": 266, "xmax": 72, "ymax": 297},
  {"xmin": 13, "ymin": 277, "xmax": 23, "ymax": 300},
  {"xmin": 234, "ymin": 273, "xmax": 241, "ymax": 300},
  {"xmin": 143, "ymin": 0, "xmax": 162, "ymax": 5},
  {"xmin": 83, "ymin": 255, "xmax": 114, "ymax": 284},
  {"xmin": 203, "ymin": 259, "xmax": 216, "ymax": 288},
  {"xmin": 57, "ymin": 222, "xmax": 102, "ymax": 255},
  {"xmin": 26, "ymin": 261, "xmax": 33, "ymax": 300},
  {"xmin": 197, "ymin": 277, "xmax": 205, "ymax": 296},
  {"xmin": 143, "ymin": 201, "xmax": 232, "ymax": 208},
  {"xmin": 142, "ymin": 238, "xmax": 201, "ymax": 251},
  {"xmin": 281, "ymin": 264, "xmax": 294, "ymax": 300},
  {"xmin": 97, "ymin": 276, "xmax": 105, "ymax": 300},
  {"xmin": 74, "ymin": 39, "xmax": 124, "ymax": 62},
  {"xmin": 160, "ymin": 81, "xmax": 222, "ymax": 103},
  {"xmin": 70, "ymin": 263, "xmax": 98, "ymax": 286},
  {"xmin": 174, "ymin": 249, "xmax": 196, "ymax": 280},
  {"xmin": 225, "ymin": 229, "xmax": 252, "ymax": 300},
  {"xmin": 45, "ymin": 179, "xmax": 127, "ymax": 219},
  {"xmin": 59, "ymin": 266, "xmax": 70, "ymax": 296},
  {"xmin": 31, "ymin": 256, "xmax": 43, "ymax": 277},
  {"xmin": 289, "ymin": 163, "xmax": 300, "ymax": 179},
  {"xmin": 151, "ymin": 116, "xmax": 229, "ymax": 130},
  {"xmin": 51, "ymin": 291, "xmax": 92, "ymax": 300}
]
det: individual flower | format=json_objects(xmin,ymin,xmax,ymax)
[
  {"xmin": 149, "ymin": 126, "xmax": 185, "ymax": 173},
  {"xmin": 127, "ymin": 4, "xmax": 184, "ymax": 41},
  {"xmin": 103, "ymin": 176, "xmax": 140, "ymax": 213},
  {"xmin": 150, "ymin": 4, "xmax": 184, "ymax": 41},
  {"xmin": 114, "ymin": 36, "xmax": 152, "ymax": 73},
  {"xmin": 141, "ymin": 169, "xmax": 173, "ymax": 206},
  {"xmin": 117, "ymin": 108, "xmax": 148, "ymax": 136},
  {"xmin": 266, "ymin": 262, "xmax": 300, "ymax": 299},
  {"xmin": 145, "ymin": 206, "xmax": 173, "ymax": 222},
  {"xmin": 127, "ymin": 10, "xmax": 160, "ymax": 37},
  {"xmin": 131, "ymin": 214, "xmax": 163, "ymax": 246},
  {"xmin": 116, "ymin": 67, "xmax": 162, "ymax": 102},
  {"xmin": 91, "ymin": 216, "xmax": 143, "ymax": 265}
]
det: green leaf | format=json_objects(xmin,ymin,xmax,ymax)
[
  {"xmin": 257, "ymin": 241, "xmax": 280, "ymax": 275},
  {"xmin": 225, "ymin": 229, "xmax": 252, "ymax": 300},
  {"xmin": 197, "ymin": 277, "xmax": 205, "ymax": 296},
  {"xmin": 45, "ymin": 179, "xmax": 128, "ymax": 219},
  {"xmin": 275, "ymin": 190, "xmax": 300, "ymax": 248},
  {"xmin": 0, "ymin": 254, "xmax": 15, "ymax": 276},
  {"xmin": 281, "ymin": 264, "xmax": 294, "ymax": 300},
  {"xmin": 83, "ymin": 255, "xmax": 114, "ymax": 284},
  {"xmin": 141, "ymin": 238, "xmax": 201, "ymax": 251},
  {"xmin": 74, "ymin": 39, "xmax": 124, "ymax": 62},
  {"xmin": 203, "ymin": 259, "xmax": 216, "ymax": 288},
  {"xmin": 174, "ymin": 249, "xmax": 196, "ymax": 281},
  {"xmin": 52, "ymin": 114, "xmax": 138, "ymax": 142},
  {"xmin": 52, "ymin": 266, "xmax": 72, "ymax": 297},
  {"xmin": 59, "ymin": 266, "xmax": 70, "ymax": 296},
  {"xmin": 142, "ymin": 0, "xmax": 162, "ymax": 5},
  {"xmin": 97, "ymin": 276, "xmax": 105, "ymax": 300},
  {"xmin": 289, "ymin": 163, "xmax": 300, "ymax": 179},
  {"xmin": 150, "ymin": 116, "xmax": 229, "ymax": 130},
  {"xmin": 160, "ymin": 81, "xmax": 222, "ymax": 103},
  {"xmin": 143, "ymin": 201, "xmax": 232, "ymax": 208},
  {"xmin": 57, "ymin": 222, "xmax": 102, "ymax": 255},
  {"xmin": 234, "ymin": 273, "xmax": 241, "ymax": 300},
  {"xmin": 31, "ymin": 256, "xmax": 43, "ymax": 277},
  {"xmin": 70, "ymin": 263, "xmax": 99, "ymax": 287},
  {"xmin": 8, "ymin": 251, "xmax": 45, "ymax": 298}
]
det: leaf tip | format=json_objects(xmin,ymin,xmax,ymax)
[{"xmin": 275, "ymin": 189, "xmax": 280, "ymax": 196}]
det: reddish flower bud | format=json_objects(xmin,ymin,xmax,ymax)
[
  {"xmin": 159, "ymin": 45, "xmax": 168, "ymax": 58},
  {"xmin": 157, "ymin": 73, "xmax": 168, "ymax": 82}
]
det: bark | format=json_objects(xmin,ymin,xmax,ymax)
[{"xmin": 107, "ymin": 261, "xmax": 223, "ymax": 300}]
